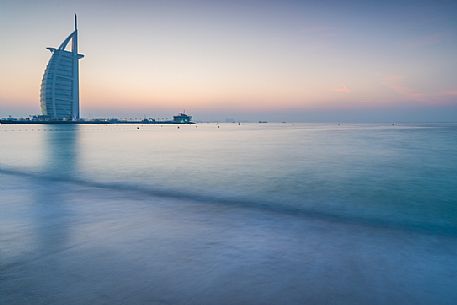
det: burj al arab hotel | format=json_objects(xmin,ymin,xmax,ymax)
[{"xmin": 40, "ymin": 15, "xmax": 84, "ymax": 120}]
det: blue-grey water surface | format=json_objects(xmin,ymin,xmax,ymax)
[{"xmin": 1, "ymin": 123, "xmax": 457, "ymax": 304}]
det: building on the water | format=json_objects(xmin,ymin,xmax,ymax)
[
  {"xmin": 173, "ymin": 113, "xmax": 192, "ymax": 123},
  {"xmin": 40, "ymin": 15, "xmax": 84, "ymax": 120},
  {"xmin": 0, "ymin": 17, "xmax": 196, "ymax": 125}
]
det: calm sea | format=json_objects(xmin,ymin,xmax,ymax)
[
  {"xmin": 1, "ymin": 123, "xmax": 457, "ymax": 304},
  {"xmin": 2, "ymin": 123, "xmax": 457, "ymax": 232}
]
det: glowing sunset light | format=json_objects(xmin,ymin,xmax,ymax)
[{"xmin": 1, "ymin": 0, "xmax": 456, "ymax": 121}]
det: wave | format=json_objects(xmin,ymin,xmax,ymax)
[{"xmin": 1, "ymin": 165, "xmax": 456, "ymax": 237}]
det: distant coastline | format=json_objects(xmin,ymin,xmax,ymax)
[{"xmin": 0, "ymin": 113, "xmax": 194, "ymax": 125}]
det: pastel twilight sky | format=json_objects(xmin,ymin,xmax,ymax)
[{"xmin": 1, "ymin": 0, "xmax": 456, "ymax": 121}]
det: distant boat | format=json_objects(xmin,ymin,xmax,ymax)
[
  {"xmin": 258, "ymin": 121, "xmax": 268, "ymax": 124},
  {"xmin": 173, "ymin": 113, "xmax": 192, "ymax": 124}
]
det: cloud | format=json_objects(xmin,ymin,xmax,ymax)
[
  {"xmin": 407, "ymin": 32, "xmax": 449, "ymax": 49},
  {"xmin": 383, "ymin": 75, "xmax": 425, "ymax": 102},
  {"xmin": 383, "ymin": 75, "xmax": 457, "ymax": 105},
  {"xmin": 333, "ymin": 85, "xmax": 351, "ymax": 94},
  {"xmin": 441, "ymin": 90, "xmax": 457, "ymax": 97}
]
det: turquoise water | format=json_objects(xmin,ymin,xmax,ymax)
[
  {"xmin": 1, "ymin": 123, "xmax": 457, "ymax": 233},
  {"xmin": 1, "ymin": 123, "xmax": 457, "ymax": 304}
]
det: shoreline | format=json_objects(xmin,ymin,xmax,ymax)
[
  {"xmin": 1, "ymin": 172, "xmax": 456, "ymax": 305},
  {"xmin": 1, "ymin": 165, "xmax": 456, "ymax": 237}
]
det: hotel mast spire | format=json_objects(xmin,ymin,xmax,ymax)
[
  {"xmin": 72, "ymin": 14, "xmax": 80, "ymax": 119},
  {"xmin": 72, "ymin": 14, "xmax": 78, "ymax": 55}
]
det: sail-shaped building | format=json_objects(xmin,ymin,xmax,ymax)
[{"xmin": 40, "ymin": 15, "xmax": 84, "ymax": 120}]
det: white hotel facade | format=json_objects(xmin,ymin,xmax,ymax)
[{"xmin": 40, "ymin": 15, "xmax": 84, "ymax": 120}]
